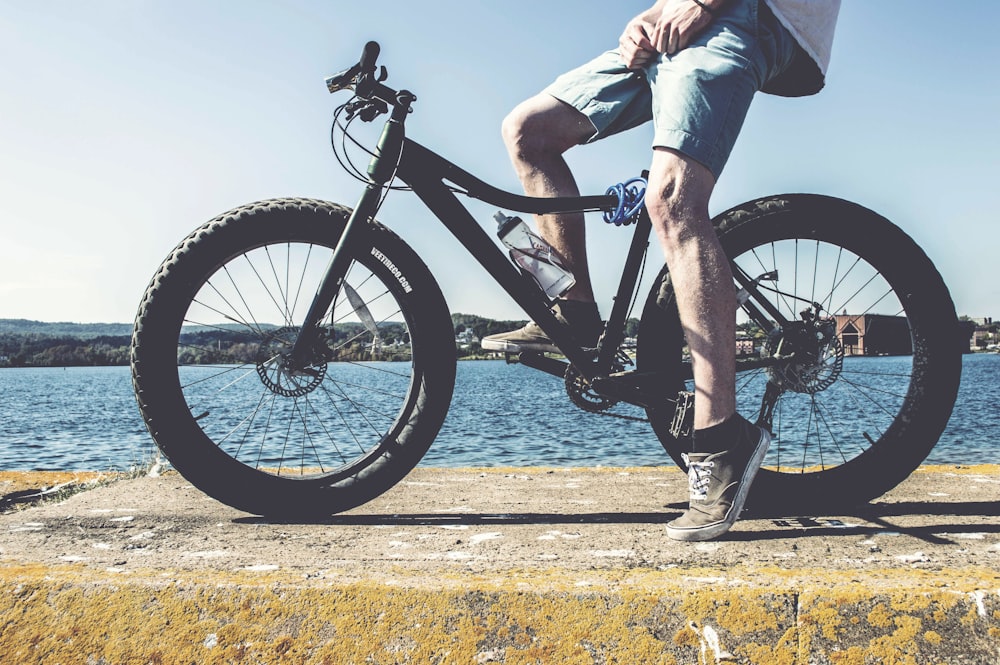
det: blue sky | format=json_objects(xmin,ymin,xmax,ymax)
[{"xmin": 1, "ymin": 1, "xmax": 997, "ymax": 323}]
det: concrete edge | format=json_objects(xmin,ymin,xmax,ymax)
[
  {"xmin": 3, "ymin": 466, "xmax": 1000, "ymax": 663},
  {"xmin": 2, "ymin": 563, "xmax": 999, "ymax": 663}
]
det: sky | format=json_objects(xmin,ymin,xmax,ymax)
[{"xmin": 1, "ymin": 1, "xmax": 997, "ymax": 324}]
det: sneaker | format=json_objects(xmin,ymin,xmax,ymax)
[
  {"xmin": 665, "ymin": 417, "xmax": 771, "ymax": 542},
  {"xmin": 481, "ymin": 300, "xmax": 602, "ymax": 354}
]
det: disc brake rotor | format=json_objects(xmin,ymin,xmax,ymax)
[
  {"xmin": 765, "ymin": 321, "xmax": 844, "ymax": 394},
  {"xmin": 255, "ymin": 326, "xmax": 328, "ymax": 398}
]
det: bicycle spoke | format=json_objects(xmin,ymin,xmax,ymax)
[
  {"xmin": 170, "ymin": 237, "xmax": 417, "ymax": 481},
  {"xmin": 726, "ymin": 233, "xmax": 920, "ymax": 475}
]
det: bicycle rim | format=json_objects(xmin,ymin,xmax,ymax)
[{"xmin": 175, "ymin": 240, "xmax": 418, "ymax": 480}]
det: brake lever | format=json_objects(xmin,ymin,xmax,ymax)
[
  {"xmin": 359, "ymin": 100, "xmax": 388, "ymax": 122},
  {"xmin": 344, "ymin": 98, "xmax": 388, "ymax": 122}
]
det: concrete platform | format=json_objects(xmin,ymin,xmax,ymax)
[{"xmin": 1, "ymin": 465, "xmax": 998, "ymax": 663}]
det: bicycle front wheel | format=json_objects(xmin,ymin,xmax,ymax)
[
  {"xmin": 638, "ymin": 194, "xmax": 961, "ymax": 512},
  {"xmin": 130, "ymin": 198, "xmax": 456, "ymax": 517}
]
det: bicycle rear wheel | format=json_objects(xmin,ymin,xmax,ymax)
[
  {"xmin": 637, "ymin": 194, "xmax": 961, "ymax": 512},
  {"xmin": 130, "ymin": 198, "xmax": 456, "ymax": 517}
]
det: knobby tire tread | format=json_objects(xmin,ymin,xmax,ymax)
[{"xmin": 130, "ymin": 198, "xmax": 456, "ymax": 517}]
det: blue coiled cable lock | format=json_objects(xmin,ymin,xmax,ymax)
[{"xmin": 603, "ymin": 177, "xmax": 647, "ymax": 226}]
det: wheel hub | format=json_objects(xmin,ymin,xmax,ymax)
[
  {"xmin": 255, "ymin": 326, "xmax": 328, "ymax": 397},
  {"xmin": 764, "ymin": 318, "xmax": 843, "ymax": 394}
]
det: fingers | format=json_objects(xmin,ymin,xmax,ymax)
[
  {"xmin": 652, "ymin": 19, "xmax": 692, "ymax": 56},
  {"xmin": 619, "ymin": 21, "xmax": 658, "ymax": 69},
  {"xmin": 648, "ymin": 3, "xmax": 714, "ymax": 57}
]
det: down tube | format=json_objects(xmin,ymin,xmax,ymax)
[{"xmin": 404, "ymin": 174, "xmax": 596, "ymax": 372}]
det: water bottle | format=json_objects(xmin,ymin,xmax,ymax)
[{"xmin": 494, "ymin": 211, "xmax": 576, "ymax": 298}]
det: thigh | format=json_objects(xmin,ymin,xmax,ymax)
[
  {"xmin": 647, "ymin": 0, "xmax": 772, "ymax": 179},
  {"xmin": 543, "ymin": 49, "xmax": 655, "ymax": 143},
  {"xmin": 506, "ymin": 93, "xmax": 598, "ymax": 153}
]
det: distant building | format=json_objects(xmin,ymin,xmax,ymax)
[
  {"xmin": 455, "ymin": 328, "xmax": 480, "ymax": 349},
  {"xmin": 735, "ymin": 335, "xmax": 755, "ymax": 357},
  {"xmin": 834, "ymin": 314, "xmax": 912, "ymax": 356}
]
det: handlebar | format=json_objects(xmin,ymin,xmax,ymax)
[
  {"xmin": 358, "ymin": 41, "xmax": 380, "ymax": 75},
  {"xmin": 325, "ymin": 40, "xmax": 414, "ymax": 121},
  {"xmin": 324, "ymin": 41, "xmax": 378, "ymax": 94},
  {"xmin": 325, "ymin": 41, "xmax": 385, "ymax": 96}
]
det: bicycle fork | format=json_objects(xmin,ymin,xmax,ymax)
[{"xmin": 287, "ymin": 98, "xmax": 411, "ymax": 370}]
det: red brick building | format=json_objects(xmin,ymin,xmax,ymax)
[{"xmin": 834, "ymin": 314, "xmax": 912, "ymax": 356}]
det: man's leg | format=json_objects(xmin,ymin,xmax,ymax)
[
  {"xmin": 480, "ymin": 95, "xmax": 604, "ymax": 354},
  {"xmin": 501, "ymin": 94, "xmax": 597, "ymax": 303},
  {"xmin": 646, "ymin": 148, "xmax": 770, "ymax": 542},
  {"xmin": 644, "ymin": 148, "xmax": 735, "ymax": 429}
]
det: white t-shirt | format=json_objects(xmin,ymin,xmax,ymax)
[{"xmin": 763, "ymin": 0, "xmax": 841, "ymax": 96}]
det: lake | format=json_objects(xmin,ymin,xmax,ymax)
[{"xmin": 1, "ymin": 354, "xmax": 997, "ymax": 471}]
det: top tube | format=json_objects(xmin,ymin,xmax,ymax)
[
  {"xmin": 398, "ymin": 139, "xmax": 620, "ymax": 217},
  {"xmin": 328, "ymin": 42, "xmax": 624, "ymax": 218}
]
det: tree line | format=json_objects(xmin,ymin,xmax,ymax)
[
  {"xmin": 1, "ymin": 314, "xmax": 550, "ymax": 367},
  {"xmin": 0, "ymin": 333, "xmax": 132, "ymax": 367}
]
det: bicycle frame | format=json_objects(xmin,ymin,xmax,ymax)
[
  {"xmin": 289, "ymin": 66, "xmax": 793, "ymax": 413},
  {"xmin": 292, "ymin": 115, "xmax": 652, "ymax": 386}
]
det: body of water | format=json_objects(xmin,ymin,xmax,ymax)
[{"xmin": 1, "ymin": 354, "xmax": 997, "ymax": 471}]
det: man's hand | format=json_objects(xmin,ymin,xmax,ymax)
[{"xmin": 619, "ymin": 0, "xmax": 717, "ymax": 69}]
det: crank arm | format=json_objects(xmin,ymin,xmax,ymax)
[
  {"xmin": 516, "ymin": 352, "xmax": 569, "ymax": 379},
  {"xmin": 589, "ymin": 371, "xmax": 680, "ymax": 410}
]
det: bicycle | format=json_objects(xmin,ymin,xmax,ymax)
[{"xmin": 130, "ymin": 42, "xmax": 961, "ymax": 518}]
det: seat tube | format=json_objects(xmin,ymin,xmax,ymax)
[{"xmin": 599, "ymin": 208, "xmax": 652, "ymax": 368}]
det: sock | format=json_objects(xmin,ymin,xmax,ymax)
[
  {"xmin": 554, "ymin": 299, "xmax": 600, "ymax": 327},
  {"xmin": 693, "ymin": 414, "xmax": 743, "ymax": 454}
]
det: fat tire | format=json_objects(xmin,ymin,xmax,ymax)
[
  {"xmin": 637, "ymin": 194, "xmax": 961, "ymax": 512},
  {"xmin": 130, "ymin": 198, "xmax": 456, "ymax": 517}
]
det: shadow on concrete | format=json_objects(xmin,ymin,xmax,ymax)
[
  {"xmin": 237, "ymin": 500, "xmax": 1000, "ymax": 548},
  {"xmin": 237, "ymin": 511, "xmax": 681, "ymax": 527}
]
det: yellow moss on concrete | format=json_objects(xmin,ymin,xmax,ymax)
[
  {"xmin": 2, "ymin": 562, "xmax": 998, "ymax": 664},
  {"xmin": 913, "ymin": 464, "xmax": 1000, "ymax": 475},
  {"xmin": 0, "ymin": 565, "xmax": 793, "ymax": 664},
  {"xmin": 0, "ymin": 470, "xmax": 107, "ymax": 496},
  {"xmin": 799, "ymin": 586, "xmax": 999, "ymax": 665},
  {"xmin": 867, "ymin": 603, "xmax": 893, "ymax": 629}
]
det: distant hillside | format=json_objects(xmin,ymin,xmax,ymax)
[
  {"xmin": 0, "ymin": 314, "xmax": 534, "ymax": 367},
  {"xmin": 0, "ymin": 319, "xmax": 133, "ymax": 339}
]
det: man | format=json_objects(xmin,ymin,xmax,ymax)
[{"xmin": 482, "ymin": 0, "xmax": 840, "ymax": 541}]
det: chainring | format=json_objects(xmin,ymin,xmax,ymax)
[{"xmin": 564, "ymin": 365, "xmax": 620, "ymax": 412}]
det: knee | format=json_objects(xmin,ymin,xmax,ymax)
[
  {"xmin": 501, "ymin": 101, "xmax": 546, "ymax": 161},
  {"xmin": 501, "ymin": 95, "xmax": 592, "ymax": 161},
  {"xmin": 645, "ymin": 155, "xmax": 715, "ymax": 244},
  {"xmin": 645, "ymin": 174, "xmax": 713, "ymax": 252},
  {"xmin": 645, "ymin": 177, "xmax": 694, "ymax": 230}
]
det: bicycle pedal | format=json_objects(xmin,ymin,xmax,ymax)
[{"xmin": 668, "ymin": 390, "xmax": 695, "ymax": 440}]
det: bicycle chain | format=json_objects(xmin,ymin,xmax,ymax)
[{"xmin": 563, "ymin": 365, "xmax": 653, "ymax": 423}]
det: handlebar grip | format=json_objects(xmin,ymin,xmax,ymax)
[{"xmin": 359, "ymin": 41, "xmax": 380, "ymax": 73}]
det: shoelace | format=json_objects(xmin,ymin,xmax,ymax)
[{"xmin": 681, "ymin": 453, "xmax": 715, "ymax": 503}]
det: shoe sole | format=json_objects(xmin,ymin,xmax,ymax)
[
  {"xmin": 480, "ymin": 339, "xmax": 559, "ymax": 354},
  {"xmin": 665, "ymin": 428, "xmax": 772, "ymax": 542}
]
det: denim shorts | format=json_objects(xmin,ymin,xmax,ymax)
[{"xmin": 544, "ymin": 0, "xmax": 799, "ymax": 178}]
